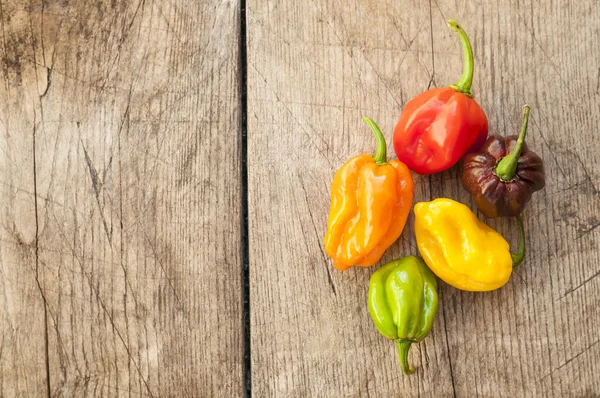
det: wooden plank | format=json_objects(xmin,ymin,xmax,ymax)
[
  {"xmin": 0, "ymin": 1, "xmax": 243, "ymax": 396},
  {"xmin": 0, "ymin": 2, "xmax": 48, "ymax": 393},
  {"xmin": 247, "ymin": 1, "xmax": 456, "ymax": 396},
  {"xmin": 428, "ymin": 1, "xmax": 600, "ymax": 396},
  {"xmin": 248, "ymin": 1, "xmax": 599, "ymax": 397}
]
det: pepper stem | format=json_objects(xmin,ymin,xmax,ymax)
[
  {"xmin": 511, "ymin": 215, "xmax": 526, "ymax": 268},
  {"xmin": 363, "ymin": 117, "xmax": 387, "ymax": 165},
  {"xmin": 395, "ymin": 340, "xmax": 415, "ymax": 375},
  {"xmin": 447, "ymin": 20, "xmax": 474, "ymax": 97},
  {"xmin": 496, "ymin": 105, "xmax": 530, "ymax": 181}
]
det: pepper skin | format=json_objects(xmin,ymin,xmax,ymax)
[
  {"xmin": 414, "ymin": 199, "xmax": 525, "ymax": 291},
  {"xmin": 368, "ymin": 256, "xmax": 438, "ymax": 375},
  {"xmin": 324, "ymin": 118, "xmax": 414, "ymax": 271},
  {"xmin": 462, "ymin": 105, "xmax": 545, "ymax": 218},
  {"xmin": 393, "ymin": 20, "xmax": 488, "ymax": 175}
]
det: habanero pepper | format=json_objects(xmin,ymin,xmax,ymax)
[
  {"xmin": 414, "ymin": 198, "xmax": 525, "ymax": 291},
  {"xmin": 324, "ymin": 118, "xmax": 414, "ymax": 271},
  {"xmin": 462, "ymin": 105, "xmax": 545, "ymax": 218},
  {"xmin": 368, "ymin": 256, "xmax": 438, "ymax": 375},
  {"xmin": 394, "ymin": 20, "xmax": 488, "ymax": 175}
]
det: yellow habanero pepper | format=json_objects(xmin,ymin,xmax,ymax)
[
  {"xmin": 414, "ymin": 198, "xmax": 525, "ymax": 291},
  {"xmin": 324, "ymin": 118, "xmax": 414, "ymax": 271}
]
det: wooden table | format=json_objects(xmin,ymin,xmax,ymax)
[{"xmin": 1, "ymin": 1, "xmax": 598, "ymax": 396}]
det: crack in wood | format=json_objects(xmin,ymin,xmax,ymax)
[
  {"xmin": 40, "ymin": 66, "xmax": 51, "ymax": 98},
  {"xmin": 32, "ymin": 111, "xmax": 51, "ymax": 398},
  {"xmin": 441, "ymin": 289, "xmax": 457, "ymax": 398},
  {"xmin": 239, "ymin": 0, "xmax": 251, "ymax": 396}
]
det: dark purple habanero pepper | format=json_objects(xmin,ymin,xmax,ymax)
[{"xmin": 461, "ymin": 105, "xmax": 545, "ymax": 218}]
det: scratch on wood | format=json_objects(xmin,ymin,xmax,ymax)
[
  {"xmin": 93, "ymin": 282, "xmax": 155, "ymax": 398},
  {"xmin": 541, "ymin": 339, "xmax": 600, "ymax": 380},
  {"xmin": 529, "ymin": 117, "xmax": 568, "ymax": 181},
  {"xmin": 81, "ymin": 141, "xmax": 113, "ymax": 243},
  {"xmin": 389, "ymin": 22, "xmax": 431, "ymax": 91},
  {"xmin": 577, "ymin": 221, "xmax": 600, "ymax": 240},
  {"xmin": 427, "ymin": 0, "xmax": 436, "ymax": 90},
  {"xmin": 312, "ymin": 0, "xmax": 404, "ymax": 107},
  {"xmin": 431, "ymin": 0, "xmax": 448, "ymax": 21},
  {"xmin": 55, "ymin": 223, "xmax": 155, "ymax": 397},
  {"xmin": 121, "ymin": 0, "xmax": 146, "ymax": 46},
  {"xmin": 511, "ymin": 2, "xmax": 572, "ymax": 98},
  {"xmin": 572, "ymin": 151, "xmax": 598, "ymax": 195},
  {"xmin": 361, "ymin": 55, "xmax": 402, "ymax": 107},
  {"xmin": 102, "ymin": 0, "xmax": 146, "ymax": 90},
  {"xmin": 299, "ymin": 174, "xmax": 336, "ymax": 296},
  {"xmin": 250, "ymin": 64, "xmax": 336, "ymax": 167},
  {"xmin": 559, "ymin": 269, "xmax": 600, "ymax": 300},
  {"xmin": 141, "ymin": 231, "xmax": 183, "ymax": 304}
]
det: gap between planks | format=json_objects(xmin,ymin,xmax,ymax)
[{"xmin": 239, "ymin": 0, "xmax": 252, "ymax": 397}]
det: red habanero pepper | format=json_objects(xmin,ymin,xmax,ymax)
[{"xmin": 393, "ymin": 20, "xmax": 488, "ymax": 175}]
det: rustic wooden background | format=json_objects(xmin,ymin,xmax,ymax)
[{"xmin": 0, "ymin": 0, "xmax": 598, "ymax": 397}]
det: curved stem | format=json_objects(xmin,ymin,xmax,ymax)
[
  {"xmin": 511, "ymin": 215, "xmax": 526, "ymax": 268},
  {"xmin": 496, "ymin": 105, "xmax": 530, "ymax": 181},
  {"xmin": 395, "ymin": 340, "xmax": 415, "ymax": 375},
  {"xmin": 363, "ymin": 117, "xmax": 387, "ymax": 165},
  {"xmin": 447, "ymin": 20, "xmax": 474, "ymax": 97}
]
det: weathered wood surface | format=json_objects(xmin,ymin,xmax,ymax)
[
  {"xmin": 248, "ymin": 1, "xmax": 599, "ymax": 397},
  {"xmin": 2, "ymin": 0, "xmax": 599, "ymax": 397},
  {"xmin": 0, "ymin": 1, "xmax": 242, "ymax": 397}
]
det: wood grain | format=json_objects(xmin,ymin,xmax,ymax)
[
  {"xmin": 1, "ymin": 0, "xmax": 599, "ymax": 396},
  {"xmin": 247, "ymin": 0, "xmax": 454, "ymax": 396},
  {"xmin": 247, "ymin": 0, "xmax": 600, "ymax": 397},
  {"xmin": 0, "ymin": 1, "xmax": 243, "ymax": 396},
  {"xmin": 429, "ymin": 1, "xmax": 600, "ymax": 396}
]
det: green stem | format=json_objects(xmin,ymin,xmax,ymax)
[
  {"xmin": 363, "ymin": 117, "xmax": 387, "ymax": 165},
  {"xmin": 496, "ymin": 105, "xmax": 530, "ymax": 181},
  {"xmin": 447, "ymin": 20, "xmax": 474, "ymax": 97},
  {"xmin": 395, "ymin": 340, "xmax": 415, "ymax": 375},
  {"xmin": 511, "ymin": 215, "xmax": 526, "ymax": 268}
]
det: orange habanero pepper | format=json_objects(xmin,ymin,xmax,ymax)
[{"xmin": 324, "ymin": 118, "xmax": 414, "ymax": 271}]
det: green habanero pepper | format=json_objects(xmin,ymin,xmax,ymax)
[{"xmin": 368, "ymin": 256, "xmax": 438, "ymax": 375}]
